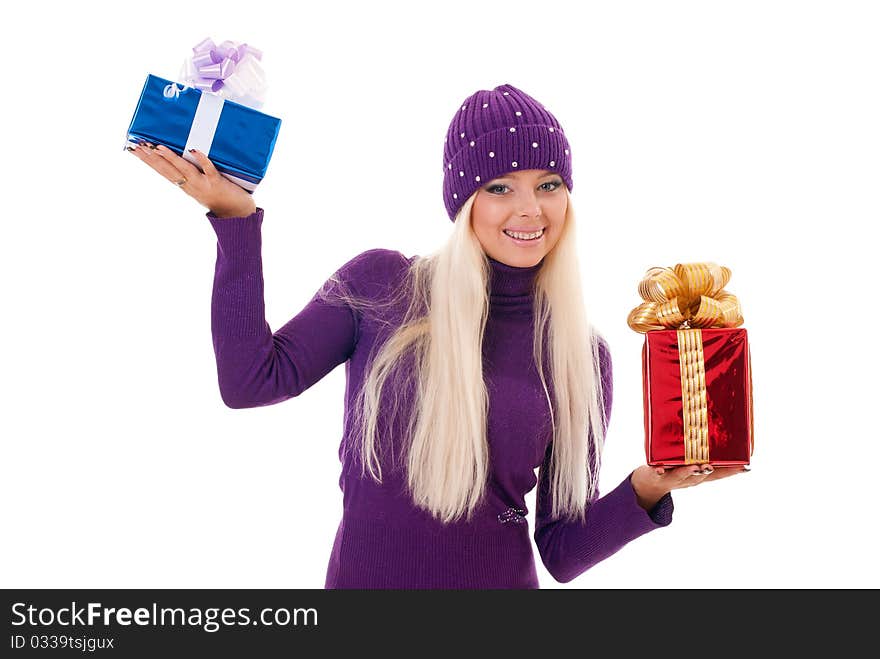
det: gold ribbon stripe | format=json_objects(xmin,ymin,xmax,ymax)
[{"xmin": 677, "ymin": 328, "xmax": 709, "ymax": 464}]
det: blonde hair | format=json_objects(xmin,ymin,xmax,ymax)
[{"xmin": 318, "ymin": 187, "xmax": 607, "ymax": 525}]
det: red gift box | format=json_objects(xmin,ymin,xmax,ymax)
[
  {"xmin": 628, "ymin": 263, "xmax": 754, "ymax": 467},
  {"xmin": 642, "ymin": 328, "xmax": 753, "ymax": 466}
]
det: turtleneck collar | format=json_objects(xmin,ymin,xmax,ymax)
[{"xmin": 487, "ymin": 255, "xmax": 543, "ymax": 310}]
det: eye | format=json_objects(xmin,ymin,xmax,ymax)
[{"xmin": 486, "ymin": 180, "xmax": 563, "ymax": 195}]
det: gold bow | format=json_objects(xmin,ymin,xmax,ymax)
[{"xmin": 627, "ymin": 262, "xmax": 743, "ymax": 333}]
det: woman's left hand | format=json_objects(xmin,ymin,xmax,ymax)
[{"xmin": 630, "ymin": 463, "xmax": 750, "ymax": 511}]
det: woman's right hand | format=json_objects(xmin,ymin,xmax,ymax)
[{"xmin": 128, "ymin": 141, "xmax": 258, "ymax": 219}]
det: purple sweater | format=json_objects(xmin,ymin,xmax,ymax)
[{"xmin": 207, "ymin": 207, "xmax": 673, "ymax": 588}]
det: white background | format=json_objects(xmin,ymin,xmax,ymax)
[{"xmin": 2, "ymin": 0, "xmax": 878, "ymax": 589}]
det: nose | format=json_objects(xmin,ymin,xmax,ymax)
[{"xmin": 516, "ymin": 192, "xmax": 542, "ymax": 219}]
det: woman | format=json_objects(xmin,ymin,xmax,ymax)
[{"xmin": 129, "ymin": 83, "xmax": 746, "ymax": 588}]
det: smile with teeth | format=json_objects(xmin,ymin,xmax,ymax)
[{"xmin": 503, "ymin": 228, "xmax": 545, "ymax": 240}]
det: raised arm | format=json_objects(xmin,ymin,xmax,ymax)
[
  {"xmin": 208, "ymin": 208, "xmax": 359, "ymax": 408},
  {"xmin": 126, "ymin": 145, "xmax": 358, "ymax": 408}
]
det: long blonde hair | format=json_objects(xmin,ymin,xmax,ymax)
[{"xmin": 318, "ymin": 187, "xmax": 608, "ymax": 525}]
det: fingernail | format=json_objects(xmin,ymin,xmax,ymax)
[
  {"xmin": 126, "ymin": 146, "xmax": 135, "ymax": 152},
  {"xmin": 742, "ymin": 465, "xmax": 751, "ymax": 471},
  {"xmin": 189, "ymin": 148, "xmax": 198, "ymax": 154}
]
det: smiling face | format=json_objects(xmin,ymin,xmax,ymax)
[{"xmin": 470, "ymin": 168, "xmax": 568, "ymax": 268}]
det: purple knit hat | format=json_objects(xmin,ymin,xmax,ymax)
[{"xmin": 442, "ymin": 83, "xmax": 573, "ymax": 222}]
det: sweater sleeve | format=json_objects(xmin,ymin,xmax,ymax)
[
  {"xmin": 533, "ymin": 336, "xmax": 675, "ymax": 584},
  {"xmin": 206, "ymin": 207, "xmax": 362, "ymax": 409}
]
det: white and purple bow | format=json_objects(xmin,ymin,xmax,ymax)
[{"xmin": 175, "ymin": 37, "xmax": 267, "ymax": 110}]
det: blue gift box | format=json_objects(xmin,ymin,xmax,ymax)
[{"xmin": 125, "ymin": 74, "xmax": 281, "ymax": 192}]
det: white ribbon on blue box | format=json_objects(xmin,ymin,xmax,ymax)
[{"xmin": 125, "ymin": 74, "xmax": 281, "ymax": 192}]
